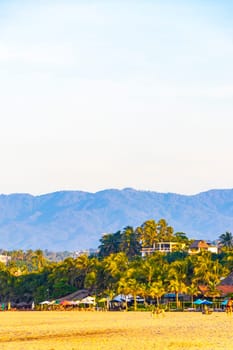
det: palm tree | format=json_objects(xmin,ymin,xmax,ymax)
[
  {"xmin": 101, "ymin": 253, "xmax": 129, "ymax": 297},
  {"xmin": 174, "ymin": 232, "xmax": 189, "ymax": 243},
  {"xmin": 187, "ymin": 283, "xmax": 200, "ymax": 308},
  {"xmin": 169, "ymin": 260, "xmax": 188, "ymax": 283},
  {"xmin": 62, "ymin": 257, "xmax": 79, "ymax": 287},
  {"xmin": 167, "ymin": 260, "xmax": 188, "ymax": 308},
  {"xmin": 174, "ymin": 232, "xmax": 190, "ymax": 250},
  {"xmin": 98, "ymin": 231, "xmax": 121, "ymax": 257},
  {"xmin": 84, "ymin": 256, "xmax": 100, "ymax": 293},
  {"xmin": 120, "ymin": 226, "xmax": 141, "ymax": 258},
  {"xmin": 136, "ymin": 283, "xmax": 148, "ymax": 306},
  {"xmin": 74, "ymin": 254, "xmax": 94, "ymax": 289},
  {"xmin": 193, "ymin": 252, "xmax": 227, "ymax": 288},
  {"xmin": 168, "ymin": 278, "xmax": 187, "ymax": 309},
  {"xmin": 224, "ymin": 252, "xmax": 233, "ymax": 271},
  {"xmin": 157, "ymin": 218, "xmax": 174, "ymax": 242},
  {"xmin": 148, "ymin": 280, "xmax": 165, "ymax": 306},
  {"xmin": 193, "ymin": 252, "xmax": 213, "ymax": 285},
  {"xmin": 136, "ymin": 220, "xmax": 158, "ymax": 248},
  {"xmin": 32, "ymin": 249, "xmax": 47, "ymax": 271},
  {"xmin": 127, "ymin": 278, "xmax": 141, "ymax": 311},
  {"xmin": 138, "ymin": 253, "xmax": 167, "ymax": 286},
  {"xmin": 219, "ymin": 232, "xmax": 233, "ymax": 251},
  {"xmin": 117, "ymin": 273, "xmax": 133, "ymax": 311},
  {"xmin": 205, "ymin": 281, "xmax": 221, "ymax": 302}
]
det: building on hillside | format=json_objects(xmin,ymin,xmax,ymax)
[
  {"xmin": 74, "ymin": 249, "xmax": 99, "ymax": 257},
  {"xmin": 206, "ymin": 242, "xmax": 218, "ymax": 254},
  {"xmin": 188, "ymin": 240, "xmax": 218, "ymax": 255},
  {"xmin": 141, "ymin": 241, "xmax": 185, "ymax": 257},
  {"xmin": 0, "ymin": 254, "xmax": 11, "ymax": 264},
  {"xmin": 216, "ymin": 271, "xmax": 233, "ymax": 296},
  {"xmin": 141, "ymin": 239, "xmax": 218, "ymax": 257},
  {"xmin": 216, "ymin": 272, "xmax": 233, "ymax": 296},
  {"xmin": 219, "ymin": 271, "xmax": 233, "ymax": 286}
]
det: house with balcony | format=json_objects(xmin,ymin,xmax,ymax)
[{"xmin": 141, "ymin": 241, "xmax": 185, "ymax": 257}]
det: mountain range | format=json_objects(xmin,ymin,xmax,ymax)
[{"xmin": 0, "ymin": 188, "xmax": 233, "ymax": 251}]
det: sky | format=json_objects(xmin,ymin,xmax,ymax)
[{"xmin": 0, "ymin": 0, "xmax": 233, "ymax": 195}]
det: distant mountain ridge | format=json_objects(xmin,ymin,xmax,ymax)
[{"xmin": 0, "ymin": 188, "xmax": 233, "ymax": 251}]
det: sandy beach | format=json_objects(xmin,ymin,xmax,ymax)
[{"xmin": 0, "ymin": 311, "xmax": 232, "ymax": 350}]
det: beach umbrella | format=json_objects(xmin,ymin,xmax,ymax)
[
  {"xmin": 202, "ymin": 300, "xmax": 212, "ymax": 305},
  {"xmin": 80, "ymin": 296, "xmax": 95, "ymax": 304},
  {"xmin": 193, "ymin": 299, "xmax": 203, "ymax": 305},
  {"xmin": 111, "ymin": 295, "xmax": 125, "ymax": 302},
  {"xmin": 39, "ymin": 300, "xmax": 51, "ymax": 305},
  {"xmin": 60, "ymin": 300, "xmax": 74, "ymax": 306}
]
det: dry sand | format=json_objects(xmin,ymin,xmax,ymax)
[{"xmin": 0, "ymin": 310, "xmax": 232, "ymax": 350}]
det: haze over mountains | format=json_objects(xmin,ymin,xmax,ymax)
[{"xmin": 0, "ymin": 188, "xmax": 233, "ymax": 251}]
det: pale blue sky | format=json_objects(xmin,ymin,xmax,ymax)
[{"xmin": 0, "ymin": 0, "xmax": 233, "ymax": 195}]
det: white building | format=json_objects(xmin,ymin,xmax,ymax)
[
  {"xmin": 141, "ymin": 241, "xmax": 185, "ymax": 257},
  {"xmin": 0, "ymin": 254, "xmax": 11, "ymax": 264}
]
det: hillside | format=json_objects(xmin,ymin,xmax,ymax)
[{"xmin": 0, "ymin": 188, "xmax": 233, "ymax": 251}]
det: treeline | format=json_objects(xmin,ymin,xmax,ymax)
[
  {"xmin": 98, "ymin": 218, "xmax": 189, "ymax": 258},
  {"xmin": 0, "ymin": 218, "xmax": 232, "ymax": 306}
]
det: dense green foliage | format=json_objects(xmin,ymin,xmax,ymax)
[{"xmin": 0, "ymin": 218, "xmax": 232, "ymax": 305}]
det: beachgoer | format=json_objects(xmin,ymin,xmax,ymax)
[
  {"xmin": 153, "ymin": 306, "xmax": 165, "ymax": 317},
  {"xmin": 226, "ymin": 298, "xmax": 233, "ymax": 315}
]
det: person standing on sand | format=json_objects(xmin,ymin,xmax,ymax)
[
  {"xmin": 226, "ymin": 298, "xmax": 233, "ymax": 315},
  {"xmin": 151, "ymin": 306, "xmax": 165, "ymax": 318}
]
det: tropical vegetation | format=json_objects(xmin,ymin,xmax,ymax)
[{"xmin": 0, "ymin": 218, "xmax": 232, "ymax": 307}]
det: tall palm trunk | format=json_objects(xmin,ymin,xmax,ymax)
[
  {"xmin": 133, "ymin": 293, "xmax": 137, "ymax": 311},
  {"xmin": 176, "ymin": 291, "xmax": 179, "ymax": 308}
]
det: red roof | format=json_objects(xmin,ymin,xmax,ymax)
[
  {"xmin": 217, "ymin": 285, "xmax": 233, "ymax": 296},
  {"xmin": 198, "ymin": 284, "xmax": 233, "ymax": 297}
]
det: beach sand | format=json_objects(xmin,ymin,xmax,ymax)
[{"xmin": 0, "ymin": 310, "xmax": 232, "ymax": 350}]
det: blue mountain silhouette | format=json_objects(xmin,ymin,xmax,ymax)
[{"xmin": 0, "ymin": 188, "xmax": 233, "ymax": 250}]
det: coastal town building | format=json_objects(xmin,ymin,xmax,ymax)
[
  {"xmin": 0, "ymin": 254, "xmax": 11, "ymax": 264},
  {"xmin": 141, "ymin": 239, "xmax": 218, "ymax": 257},
  {"xmin": 198, "ymin": 271, "xmax": 233, "ymax": 297},
  {"xmin": 141, "ymin": 241, "xmax": 185, "ymax": 257},
  {"xmin": 188, "ymin": 240, "xmax": 218, "ymax": 255}
]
